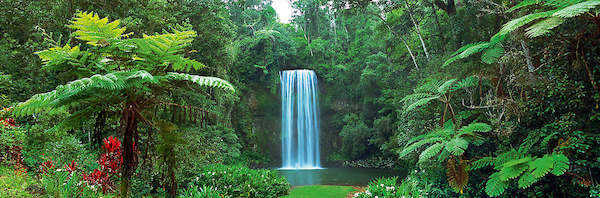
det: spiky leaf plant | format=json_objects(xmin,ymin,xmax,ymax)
[{"xmin": 13, "ymin": 12, "xmax": 235, "ymax": 197}]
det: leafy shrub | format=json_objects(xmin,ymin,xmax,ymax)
[
  {"xmin": 39, "ymin": 159, "xmax": 100, "ymax": 198},
  {"xmin": 353, "ymin": 173, "xmax": 446, "ymax": 198},
  {"xmin": 43, "ymin": 135, "xmax": 98, "ymax": 172},
  {"xmin": 179, "ymin": 185, "xmax": 222, "ymax": 198},
  {"xmin": 186, "ymin": 164, "xmax": 289, "ymax": 198}
]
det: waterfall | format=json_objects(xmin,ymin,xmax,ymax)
[{"xmin": 280, "ymin": 70, "xmax": 321, "ymax": 169}]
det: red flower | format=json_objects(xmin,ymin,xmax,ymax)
[
  {"xmin": 40, "ymin": 159, "xmax": 55, "ymax": 175},
  {"xmin": 65, "ymin": 160, "xmax": 78, "ymax": 173}
]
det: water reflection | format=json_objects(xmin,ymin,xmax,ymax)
[{"xmin": 277, "ymin": 167, "xmax": 403, "ymax": 186}]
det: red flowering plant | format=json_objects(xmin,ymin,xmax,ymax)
[
  {"xmin": 82, "ymin": 136, "xmax": 125, "ymax": 193},
  {"xmin": 0, "ymin": 113, "xmax": 26, "ymax": 172}
]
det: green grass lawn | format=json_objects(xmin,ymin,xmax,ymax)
[{"xmin": 282, "ymin": 185, "xmax": 359, "ymax": 198}]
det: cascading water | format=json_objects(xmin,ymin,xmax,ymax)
[{"xmin": 280, "ymin": 70, "xmax": 321, "ymax": 169}]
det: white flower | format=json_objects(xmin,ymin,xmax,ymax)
[{"xmin": 380, "ymin": 184, "xmax": 384, "ymax": 187}]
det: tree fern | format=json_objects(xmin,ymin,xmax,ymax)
[
  {"xmin": 497, "ymin": 10, "xmax": 558, "ymax": 37},
  {"xmin": 67, "ymin": 12, "xmax": 129, "ymax": 46},
  {"xmin": 458, "ymin": 122, "xmax": 492, "ymax": 136},
  {"xmin": 14, "ymin": 12, "xmax": 235, "ymax": 196}
]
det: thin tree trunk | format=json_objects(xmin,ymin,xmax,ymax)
[
  {"xmin": 375, "ymin": 14, "xmax": 420, "ymax": 71},
  {"xmin": 406, "ymin": 1, "xmax": 430, "ymax": 60},
  {"xmin": 400, "ymin": 36, "xmax": 419, "ymax": 71}
]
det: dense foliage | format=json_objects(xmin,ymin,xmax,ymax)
[{"xmin": 1, "ymin": 0, "xmax": 600, "ymax": 197}]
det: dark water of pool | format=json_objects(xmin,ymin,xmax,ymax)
[{"xmin": 276, "ymin": 167, "xmax": 405, "ymax": 186}]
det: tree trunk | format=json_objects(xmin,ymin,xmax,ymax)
[{"xmin": 121, "ymin": 102, "xmax": 139, "ymax": 198}]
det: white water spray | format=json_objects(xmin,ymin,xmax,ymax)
[{"xmin": 280, "ymin": 70, "xmax": 321, "ymax": 169}]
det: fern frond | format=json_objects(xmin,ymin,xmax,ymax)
[
  {"xmin": 497, "ymin": 10, "xmax": 557, "ymax": 36},
  {"xmin": 134, "ymin": 24, "xmax": 204, "ymax": 72},
  {"xmin": 67, "ymin": 12, "xmax": 128, "ymax": 46},
  {"xmin": 418, "ymin": 142, "xmax": 444, "ymax": 163},
  {"xmin": 469, "ymin": 157, "xmax": 495, "ymax": 170},
  {"xmin": 404, "ymin": 96, "xmax": 440, "ymax": 112},
  {"xmin": 529, "ymin": 155, "xmax": 554, "ymax": 178},
  {"xmin": 443, "ymin": 42, "xmax": 492, "ymax": 67},
  {"xmin": 400, "ymin": 93, "xmax": 434, "ymax": 103},
  {"xmin": 12, "ymin": 71, "xmax": 157, "ymax": 116},
  {"xmin": 451, "ymin": 76, "xmax": 479, "ymax": 91},
  {"xmin": 414, "ymin": 79, "xmax": 444, "ymax": 93},
  {"xmin": 458, "ymin": 122, "xmax": 492, "ymax": 136},
  {"xmin": 36, "ymin": 44, "xmax": 82, "ymax": 67},
  {"xmin": 550, "ymin": 153, "xmax": 569, "ymax": 175},
  {"xmin": 398, "ymin": 137, "xmax": 443, "ymax": 158},
  {"xmin": 494, "ymin": 149, "xmax": 521, "ymax": 169},
  {"xmin": 498, "ymin": 163, "xmax": 528, "ymax": 181},
  {"xmin": 163, "ymin": 72, "xmax": 235, "ymax": 92},
  {"xmin": 525, "ymin": 17, "xmax": 565, "ymax": 37},
  {"xmin": 481, "ymin": 46, "xmax": 505, "ymax": 64},
  {"xmin": 446, "ymin": 137, "xmax": 468, "ymax": 156},
  {"xmin": 553, "ymin": 0, "xmax": 600, "ymax": 18},
  {"xmin": 517, "ymin": 169, "xmax": 541, "ymax": 189},
  {"xmin": 486, "ymin": 172, "xmax": 509, "ymax": 197},
  {"xmin": 438, "ymin": 79, "xmax": 458, "ymax": 94}
]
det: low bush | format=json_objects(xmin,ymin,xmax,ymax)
[
  {"xmin": 185, "ymin": 164, "xmax": 289, "ymax": 198},
  {"xmin": 179, "ymin": 185, "xmax": 222, "ymax": 198}
]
